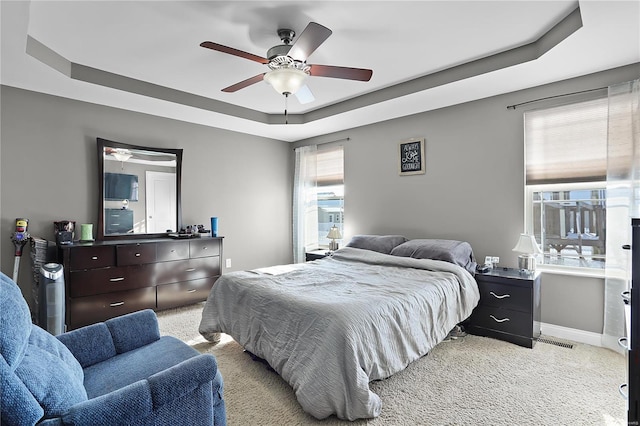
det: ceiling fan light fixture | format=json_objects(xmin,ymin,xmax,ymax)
[
  {"xmin": 263, "ymin": 67, "xmax": 309, "ymax": 95},
  {"xmin": 112, "ymin": 151, "xmax": 132, "ymax": 162}
]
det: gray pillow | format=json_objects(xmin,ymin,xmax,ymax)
[
  {"xmin": 390, "ymin": 239, "xmax": 477, "ymax": 274},
  {"xmin": 345, "ymin": 235, "xmax": 408, "ymax": 254}
]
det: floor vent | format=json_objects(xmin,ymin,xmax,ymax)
[{"xmin": 536, "ymin": 337, "xmax": 574, "ymax": 349}]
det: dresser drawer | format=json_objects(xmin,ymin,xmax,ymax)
[
  {"xmin": 468, "ymin": 306, "xmax": 533, "ymax": 338},
  {"xmin": 476, "ymin": 281, "xmax": 532, "ymax": 313},
  {"xmin": 157, "ymin": 277, "xmax": 216, "ymax": 310},
  {"xmin": 116, "ymin": 243, "xmax": 157, "ymax": 265},
  {"xmin": 156, "ymin": 241, "xmax": 189, "ymax": 262},
  {"xmin": 68, "ymin": 265, "xmax": 153, "ymax": 297},
  {"xmin": 189, "ymin": 239, "xmax": 221, "ymax": 258},
  {"xmin": 68, "ymin": 246, "xmax": 115, "ymax": 271},
  {"xmin": 153, "ymin": 257, "xmax": 221, "ymax": 285},
  {"xmin": 68, "ymin": 287, "xmax": 156, "ymax": 330}
]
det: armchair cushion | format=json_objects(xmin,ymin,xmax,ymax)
[
  {"xmin": 106, "ymin": 309, "xmax": 160, "ymax": 353},
  {"xmin": 14, "ymin": 327, "xmax": 87, "ymax": 418},
  {"xmin": 56, "ymin": 323, "xmax": 116, "ymax": 368},
  {"xmin": 82, "ymin": 335, "xmax": 201, "ymax": 398}
]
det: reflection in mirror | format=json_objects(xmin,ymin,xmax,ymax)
[{"xmin": 97, "ymin": 138, "xmax": 182, "ymax": 240}]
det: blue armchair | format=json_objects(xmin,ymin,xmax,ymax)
[{"xmin": 0, "ymin": 272, "xmax": 226, "ymax": 425}]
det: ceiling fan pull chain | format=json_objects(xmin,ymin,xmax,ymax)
[{"xmin": 284, "ymin": 93, "xmax": 289, "ymax": 125}]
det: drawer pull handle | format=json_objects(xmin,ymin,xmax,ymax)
[
  {"xmin": 619, "ymin": 337, "xmax": 630, "ymax": 350},
  {"xmin": 187, "ymin": 289, "xmax": 197, "ymax": 293},
  {"xmin": 109, "ymin": 277, "xmax": 125, "ymax": 282},
  {"xmin": 185, "ymin": 268, "xmax": 196, "ymax": 272},
  {"xmin": 202, "ymin": 246, "xmax": 208, "ymax": 250},
  {"xmin": 110, "ymin": 301, "xmax": 125, "ymax": 307},
  {"xmin": 622, "ymin": 291, "xmax": 631, "ymax": 304},
  {"xmin": 91, "ymin": 256, "xmax": 98, "ymax": 260},
  {"xmin": 620, "ymin": 383, "xmax": 628, "ymax": 400},
  {"xmin": 170, "ymin": 249, "xmax": 175, "ymax": 253},
  {"xmin": 111, "ymin": 223, "xmax": 120, "ymax": 226},
  {"xmin": 489, "ymin": 315, "xmax": 510, "ymax": 323},
  {"xmin": 489, "ymin": 291, "xmax": 510, "ymax": 299},
  {"xmin": 135, "ymin": 253, "xmax": 141, "ymax": 257}
]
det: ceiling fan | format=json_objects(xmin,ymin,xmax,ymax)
[{"xmin": 200, "ymin": 22, "xmax": 373, "ymax": 105}]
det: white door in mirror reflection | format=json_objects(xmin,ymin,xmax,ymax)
[{"xmin": 146, "ymin": 171, "xmax": 177, "ymax": 233}]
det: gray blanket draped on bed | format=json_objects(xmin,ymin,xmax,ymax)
[{"xmin": 199, "ymin": 247, "xmax": 480, "ymax": 420}]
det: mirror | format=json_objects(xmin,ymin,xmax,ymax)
[{"xmin": 97, "ymin": 138, "xmax": 183, "ymax": 240}]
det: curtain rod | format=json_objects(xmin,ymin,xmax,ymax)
[
  {"xmin": 293, "ymin": 137, "xmax": 350, "ymax": 149},
  {"xmin": 506, "ymin": 86, "xmax": 607, "ymax": 110}
]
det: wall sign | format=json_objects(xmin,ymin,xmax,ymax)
[{"xmin": 398, "ymin": 138, "xmax": 425, "ymax": 175}]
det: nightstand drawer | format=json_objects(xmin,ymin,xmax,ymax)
[
  {"xmin": 468, "ymin": 306, "xmax": 533, "ymax": 338},
  {"xmin": 476, "ymin": 281, "xmax": 531, "ymax": 313}
]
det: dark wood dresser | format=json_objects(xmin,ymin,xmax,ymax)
[
  {"xmin": 466, "ymin": 267, "xmax": 541, "ymax": 348},
  {"xmin": 58, "ymin": 237, "xmax": 223, "ymax": 330}
]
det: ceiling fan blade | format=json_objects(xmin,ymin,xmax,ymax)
[
  {"xmin": 295, "ymin": 85, "xmax": 315, "ymax": 104},
  {"xmin": 200, "ymin": 41, "xmax": 269, "ymax": 64},
  {"xmin": 222, "ymin": 74, "xmax": 266, "ymax": 93},
  {"xmin": 288, "ymin": 22, "xmax": 332, "ymax": 62},
  {"xmin": 309, "ymin": 64, "xmax": 373, "ymax": 81}
]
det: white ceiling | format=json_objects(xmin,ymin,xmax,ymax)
[{"xmin": 2, "ymin": 1, "xmax": 639, "ymax": 142}]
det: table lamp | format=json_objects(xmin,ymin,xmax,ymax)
[
  {"xmin": 326, "ymin": 225, "xmax": 342, "ymax": 251},
  {"xmin": 512, "ymin": 233, "xmax": 542, "ymax": 272}
]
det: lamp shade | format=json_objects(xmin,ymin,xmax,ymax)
[
  {"xmin": 512, "ymin": 233, "xmax": 542, "ymax": 254},
  {"xmin": 326, "ymin": 226, "xmax": 342, "ymax": 240},
  {"xmin": 263, "ymin": 68, "xmax": 309, "ymax": 95}
]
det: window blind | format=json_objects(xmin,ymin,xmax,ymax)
[
  {"xmin": 524, "ymin": 98, "xmax": 608, "ymax": 185},
  {"xmin": 316, "ymin": 145, "xmax": 344, "ymax": 186}
]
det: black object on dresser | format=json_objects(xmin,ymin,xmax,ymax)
[
  {"xmin": 58, "ymin": 237, "xmax": 223, "ymax": 330},
  {"xmin": 625, "ymin": 218, "xmax": 640, "ymax": 423},
  {"xmin": 467, "ymin": 267, "xmax": 541, "ymax": 348}
]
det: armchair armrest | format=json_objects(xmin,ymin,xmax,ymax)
[
  {"xmin": 148, "ymin": 354, "xmax": 218, "ymax": 406},
  {"xmin": 60, "ymin": 355, "xmax": 218, "ymax": 425},
  {"xmin": 62, "ymin": 380, "xmax": 153, "ymax": 425}
]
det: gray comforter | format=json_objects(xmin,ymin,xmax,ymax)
[{"xmin": 199, "ymin": 247, "xmax": 480, "ymax": 420}]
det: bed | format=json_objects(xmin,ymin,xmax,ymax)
[{"xmin": 199, "ymin": 235, "xmax": 480, "ymax": 420}]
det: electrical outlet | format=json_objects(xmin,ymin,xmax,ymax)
[
  {"xmin": 492, "ymin": 256, "xmax": 500, "ymax": 265},
  {"xmin": 484, "ymin": 256, "xmax": 492, "ymax": 266},
  {"xmin": 225, "ymin": 258, "xmax": 232, "ymax": 268}
]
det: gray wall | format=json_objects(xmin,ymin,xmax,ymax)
[
  {"xmin": 295, "ymin": 62, "xmax": 640, "ymax": 334},
  {"xmin": 3, "ymin": 62, "xmax": 638, "ymax": 333},
  {"xmin": 0, "ymin": 86, "xmax": 293, "ymax": 309}
]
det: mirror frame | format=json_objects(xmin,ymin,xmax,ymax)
[{"xmin": 97, "ymin": 137, "xmax": 183, "ymax": 240}]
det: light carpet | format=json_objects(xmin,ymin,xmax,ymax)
[{"xmin": 156, "ymin": 303, "xmax": 626, "ymax": 426}]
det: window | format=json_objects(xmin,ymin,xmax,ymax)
[
  {"xmin": 524, "ymin": 97, "xmax": 608, "ymax": 270},
  {"xmin": 293, "ymin": 144, "xmax": 344, "ymax": 262},
  {"xmin": 316, "ymin": 146, "xmax": 344, "ymax": 248}
]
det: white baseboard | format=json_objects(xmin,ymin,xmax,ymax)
[{"xmin": 540, "ymin": 322, "xmax": 602, "ymax": 347}]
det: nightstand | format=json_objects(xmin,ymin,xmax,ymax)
[
  {"xmin": 305, "ymin": 249, "xmax": 330, "ymax": 262},
  {"xmin": 466, "ymin": 267, "xmax": 541, "ymax": 348}
]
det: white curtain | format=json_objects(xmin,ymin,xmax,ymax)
[
  {"xmin": 293, "ymin": 145, "xmax": 318, "ymax": 263},
  {"xmin": 603, "ymin": 79, "xmax": 640, "ymax": 353}
]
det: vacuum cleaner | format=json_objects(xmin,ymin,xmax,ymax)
[{"xmin": 11, "ymin": 218, "xmax": 30, "ymax": 282}]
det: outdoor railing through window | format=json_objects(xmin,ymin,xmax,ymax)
[{"xmin": 532, "ymin": 189, "xmax": 606, "ymax": 269}]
